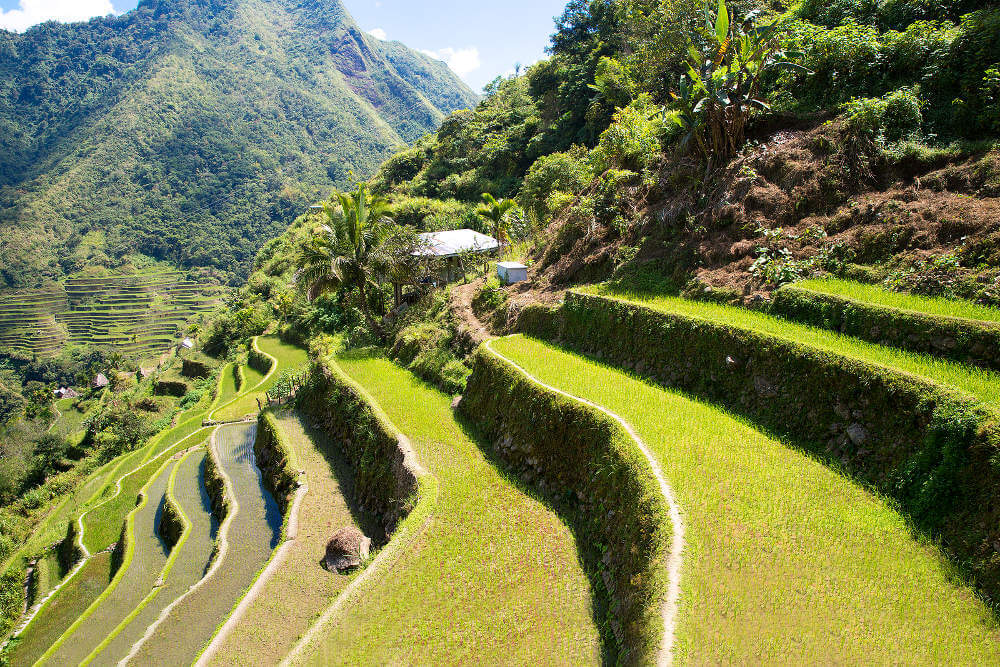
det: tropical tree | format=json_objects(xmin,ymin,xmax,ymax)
[
  {"xmin": 475, "ymin": 193, "xmax": 517, "ymax": 250},
  {"xmin": 669, "ymin": 0, "xmax": 806, "ymax": 165},
  {"xmin": 296, "ymin": 183, "xmax": 417, "ymax": 341}
]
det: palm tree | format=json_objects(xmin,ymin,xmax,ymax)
[
  {"xmin": 475, "ymin": 193, "xmax": 516, "ymax": 252},
  {"xmin": 297, "ymin": 183, "xmax": 414, "ymax": 341}
]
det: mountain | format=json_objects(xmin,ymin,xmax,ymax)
[{"xmin": 0, "ymin": 0, "xmax": 478, "ymax": 288}]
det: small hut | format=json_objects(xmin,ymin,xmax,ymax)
[
  {"xmin": 413, "ymin": 229, "xmax": 499, "ymax": 286},
  {"xmin": 181, "ymin": 338, "xmax": 195, "ymax": 350},
  {"xmin": 92, "ymin": 373, "xmax": 109, "ymax": 389}
]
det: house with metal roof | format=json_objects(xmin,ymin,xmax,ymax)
[{"xmin": 413, "ymin": 229, "xmax": 500, "ymax": 285}]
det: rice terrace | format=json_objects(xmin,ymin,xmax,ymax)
[{"xmin": 5, "ymin": 0, "xmax": 1000, "ymax": 664}]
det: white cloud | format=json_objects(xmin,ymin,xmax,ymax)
[
  {"xmin": 367, "ymin": 27, "xmax": 387, "ymax": 40},
  {"xmin": 420, "ymin": 47, "xmax": 481, "ymax": 78},
  {"xmin": 0, "ymin": 0, "xmax": 117, "ymax": 32}
]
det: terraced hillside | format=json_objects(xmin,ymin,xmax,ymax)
[
  {"xmin": 484, "ymin": 335, "xmax": 1000, "ymax": 662},
  {"xmin": 0, "ymin": 286, "xmax": 69, "ymax": 357},
  {"xmin": 0, "ymin": 267, "xmax": 223, "ymax": 359},
  {"xmin": 0, "ymin": 336, "xmax": 308, "ymax": 665},
  {"xmin": 286, "ymin": 350, "xmax": 601, "ymax": 664}
]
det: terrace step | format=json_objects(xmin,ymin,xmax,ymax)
[
  {"xmin": 772, "ymin": 278, "xmax": 1000, "ymax": 371},
  {"xmin": 127, "ymin": 424, "xmax": 281, "ymax": 665},
  {"xmin": 41, "ymin": 457, "xmax": 178, "ymax": 664},
  {"xmin": 94, "ymin": 449, "xmax": 217, "ymax": 665},
  {"xmin": 487, "ymin": 335, "xmax": 1000, "ymax": 663}
]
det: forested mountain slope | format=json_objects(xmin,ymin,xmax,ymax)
[{"xmin": 0, "ymin": 0, "xmax": 477, "ymax": 288}]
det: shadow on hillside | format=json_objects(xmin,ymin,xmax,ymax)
[
  {"xmin": 273, "ymin": 407, "xmax": 383, "ymax": 545},
  {"xmin": 451, "ymin": 410, "xmax": 617, "ymax": 667}
]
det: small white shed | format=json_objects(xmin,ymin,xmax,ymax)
[{"xmin": 497, "ymin": 262, "xmax": 528, "ymax": 285}]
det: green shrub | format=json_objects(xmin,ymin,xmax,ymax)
[
  {"xmin": 518, "ymin": 146, "xmax": 593, "ymax": 222},
  {"xmin": 592, "ymin": 95, "xmax": 664, "ymax": 173},
  {"xmin": 842, "ymin": 88, "xmax": 924, "ymax": 142}
]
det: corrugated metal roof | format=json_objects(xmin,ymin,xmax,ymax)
[{"xmin": 414, "ymin": 229, "xmax": 499, "ymax": 258}]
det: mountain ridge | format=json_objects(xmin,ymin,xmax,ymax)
[{"xmin": 0, "ymin": 0, "xmax": 478, "ymax": 288}]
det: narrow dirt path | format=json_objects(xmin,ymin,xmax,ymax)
[
  {"xmin": 449, "ymin": 280, "xmax": 490, "ymax": 343},
  {"xmin": 484, "ymin": 339, "xmax": 685, "ymax": 666}
]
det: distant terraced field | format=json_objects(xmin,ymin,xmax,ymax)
[{"xmin": 0, "ymin": 267, "xmax": 224, "ymax": 358}]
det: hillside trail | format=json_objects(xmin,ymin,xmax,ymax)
[
  {"xmin": 483, "ymin": 338, "xmax": 684, "ymax": 666},
  {"xmin": 449, "ymin": 280, "xmax": 491, "ymax": 343}
]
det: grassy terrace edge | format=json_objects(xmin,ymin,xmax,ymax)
[
  {"xmin": 516, "ymin": 289, "xmax": 1000, "ymax": 606},
  {"xmin": 82, "ymin": 448, "xmax": 199, "ymax": 664},
  {"xmin": 282, "ymin": 351, "xmax": 439, "ymax": 664},
  {"xmin": 773, "ymin": 280, "xmax": 1000, "ymax": 371},
  {"xmin": 458, "ymin": 343, "xmax": 673, "ymax": 664},
  {"xmin": 36, "ymin": 456, "xmax": 177, "ymax": 663}
]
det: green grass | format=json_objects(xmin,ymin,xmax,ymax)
[
  {"xmin": 212, "ymin": 337, "xmax": 309, "ymax": 422},
  {"xmin": 130, "ymin": 423, "xmax": 281, "ymax": 665},
  {"xmin": 42, "ymin": 457, "xmax": 176, "ymax": 665},
  {"xmin": 205, "ymin": 412, "xmax": 367, "ymax": 665},
  {"xmin": 586, "ymin": 285, "xmax": 1000, "ymax": 408},
  {"xmin": 491, "ymin": 335, "xmax": 1000, "ymax": 663},
  {"xmin": 303, "ymin": 351, "xmax": 600, "ymax": 664},
  {"xmin": 4, "ymin": 553, "xmax": 114, "ymax": 667},
  {"xmin": 49, "ymin": 399, "xmax": 86, "ymax": 437},
  {"xmin": 794, "ymin": 278, "xmax": 1000, "ymax": 323},
  {"xmin": 91, "ymin": 448, "xmax": 216, "ymax": 665}
]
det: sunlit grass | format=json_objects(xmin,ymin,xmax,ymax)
[
  {"xmin": 132, "ymin": 424, "xmax": 281, "ymax": 665},
  {"xmin": 794, "ymin": 277, "xmax": 1000, "ymax": 323},
  {"xmin": 492, "ymin": 335, "xmax": 1000, "ymax": 663},
  {"xmin": 5, "ymin": 553, "xmax": 114, "ymax": 666},
  {"xmin": 212, "ymin": 336, "xmax": 308, "ymax": 422},
  {"xmin": 310, "ymin": 352, "xmax": 601, "ymax": 664},
  {"xmin": 585, "ymin": 285, "xmax": 1000, "ymax": 408}
]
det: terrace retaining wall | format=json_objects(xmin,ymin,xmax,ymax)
[
  {"xmin": 253, "ymin": 412, "xmax": 299, "ymax": 516},
  {"xmin": 518, "ymin": 290, "xmax": 1000, "ymax": 603},
  {"xmin": 772, "ymin": 285, "xmax": 1000, "ymax": 371},
  {"xmin": 459, "ymin": 348, "xmax": 670, "ymax": 665},
  {"xmin": 296, "ymin": 357, "xmax": 422, "ymax": 539}
]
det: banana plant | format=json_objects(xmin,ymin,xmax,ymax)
[{"xmin": 668, "ymin": 0, "xmax": 808, "ymax": 165}]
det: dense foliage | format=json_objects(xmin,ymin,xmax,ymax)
[{"xmin": 0, "ymin": 0, "xmax": 477, "ymax": 288}]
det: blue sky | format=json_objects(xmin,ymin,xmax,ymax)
[{"xmin": 0, "ymin": 0, "xmax": 570, "ymax": 91}]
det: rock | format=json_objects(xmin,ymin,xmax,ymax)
[
  {"xmin": 324, "ymin": 527, "xmax": 371, "ymax": 573},
  {"xmin": 753, "ymin": 375, "xmax": 777, "ymax": 397},
  {"xmin": 846, "ymin": 423, "xmax": 868, "ymax": 446}
]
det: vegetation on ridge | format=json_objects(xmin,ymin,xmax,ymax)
[{"xmin": 0, "ymin": 0, "xmax": 477, "ymax": 289}]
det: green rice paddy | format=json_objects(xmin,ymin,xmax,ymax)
[
  {"xmin": 205, "ymin": 412, "xmax": 368, "ymax": 665},
  {"xmin": 129, "ymin": 423, "xmax": 281, "ymax": 666},
  {"xmin": 211, "ymin": 337, "xmax": 309, "ymax": 423},
  {"xmin": 794, "ymin": 277, "xmax": 1000, "ymax": 322},
  {"xmin": 93, "ymin": 449, "xmax": 217, "ymax": 665},
  {"xmin": 585, "ymin": 285, "xmax": 1000, "ymax": 407},
  {"xmin": 4, "ymin": 553, "xmax": 114, "ymax": 666},
  {"xmin": 300, "ymin": 351, "xmax": 600, "ymax": 664},
  {"xmin": 490, "ymin": 335, "xmax": 1000, "ymax": 663},
  {"xmin": 40, "ymin": 457, "xmax": 177, "ymax": 665}
]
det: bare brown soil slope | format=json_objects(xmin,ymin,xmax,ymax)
[{"xmin": 529, "ymin": 122, "xmax": 1000, "ymax": 305}]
